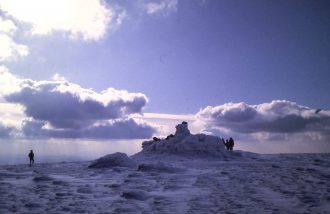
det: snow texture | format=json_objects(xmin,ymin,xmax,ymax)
[{"xmin": 0, "ymin": 153, "xmax": 329, "ymax": 213}]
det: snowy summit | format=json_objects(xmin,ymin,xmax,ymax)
[{"xmin": 139, "ymin": 121, "xmax": 226, "ymax": 157}]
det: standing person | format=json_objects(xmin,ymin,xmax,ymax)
[
  {"xmin": 28, "ymin": 150, "xmax": 34, "ymax": 166},
  {"xmin": 221, "ymin": 138, "xmax": 228, "ymax": 150},
  {"xmin": 229, "ymin": 137, "xmax": 234, "ymax": 151},
  {"xmin": 225, "ymin": 139, "xmax": 230, "ymax": 150}
]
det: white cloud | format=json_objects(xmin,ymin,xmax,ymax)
[
  {"xmin": 0, "ymin": 68, "xmax": 25, "ymax": 138},
  {"xmin": 0, "ymin": 103, "xmax": 25, "ymax": 128},
  {"xmin": 0, "ymin": 66, "xmax": 23, "ymax": 95},
  {"xmin": 0, "ymin": 17, "xmax": 17, "ymax": 34},
  {"xmin": 115, "ymin": 9, "xmax": 127, "ymax": 25},
  {"xmin": 0, "ymin": 34, "xmax": 29, "ymax": 61},
  {"xmin": 0, "ymin": 0, "xmax": 114, "ymax": 41},
  {"xmin": 0, "ymin": 17, "xmax": 29, "ymax": 62},
  {"xmin": 196, "ymin": 100, "xmax": 330, "ymax": 142},
  {"xmin": 144, "ymin": 0, "xmax": 178, "ymax": 15},
  {"xmin": 51, "ymin": 73, "xmax": 67, "ymax": 82}
]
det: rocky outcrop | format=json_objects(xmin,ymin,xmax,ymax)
[
  {"xmin": 89, "ymin": 152, "xmax": 136, "ymax": 168},
  {"xmin": 139, "ymin": 122, "xmax": 225, "ymax": 157}
]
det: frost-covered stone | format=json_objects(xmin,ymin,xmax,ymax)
[
  {"xmin": 138, "ymin": 122, "xmax": 225, "ymax": 157},
  {"xmin": 89, "ymin": 152, "xmax": 136, "ymax": 168},
  {"xmin": 174, "ymin": 121, "xmax": 190, "ymax": 140},
  {"xmin": 142, "ymin": 140, "xmax": 154, "ymax": 149}
]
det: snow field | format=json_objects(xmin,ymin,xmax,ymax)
[{"xmin": 0, "ymin": 153, "xmax": 329, "ymax": 213}]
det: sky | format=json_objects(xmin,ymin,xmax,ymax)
[{"xmin": 0, "ymin": 0, "xmax": 330, "ymax": 161}]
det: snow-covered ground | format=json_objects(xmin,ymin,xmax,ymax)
[
  {"xmin": 0, "ymin": 123, "xmax": 329, "ymax": 213},
  {"xmin": 1, "ymin": 152, "xmax": 329, "ymax": 213}
]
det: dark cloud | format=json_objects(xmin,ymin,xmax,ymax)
[
  {"xmin": 197, "ymin": 100, "xmax": 330, "ymax": 141},
  {"xmin": 22, "ymin": 118, "xmax": 156, "ymax": 139},
  {"xmin": 0, "ymin": 123, "xmax": 14, "ymax": 138},
  {"xmin": 5, "ymin": 80, "xmax": 148, "ymax": 129},
  {"xmin": 3, "ymin": 78, "xmax": 156, "ymax": 139}
]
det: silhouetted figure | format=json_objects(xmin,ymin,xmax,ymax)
[
  {"xmin": 228, "ymin": 137, "xmax": 234, "ymax": 151},
  {"xmin": 28, "ymin": 150, "xmax": 34, "ymax": 166},
  {"xmin": 225, "ymin": 139, "xmax": 230, "ymax": 150}
]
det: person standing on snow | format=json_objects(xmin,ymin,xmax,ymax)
[
  {"xmin": 28, "ymin": 150, "xmax": 34, "ymax": 166},
  {"xmin": 228, "ymin": 138, "xmax": 234, "ymax": 151},
  {"xmin": 221, "ymin": 138, "xmax": 229, "ymax": 150}
]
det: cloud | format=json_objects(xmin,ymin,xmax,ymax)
[
  {"xmin": 0, "ymin": 17, "xmax": 17, "ymax": 34},
  {"xmin": 143, "ymin": 0, "xmax": 178, "ymax": 15},
  {"xmin": 5, "ymin": 78, "xmax": 148, "ymax": 128},
  {"xmin": 196, "ymin": 100, "xmax": 330, "ymax": 141},
  {"xmin": 22, "ymin": 118, "xmax": 155, "ymax": 139},
  {"xmin": 0, "ymin": 34, "xmax": 29, "ymax": 61},
  {"xmin": 115, "ymin": 9, "xmax": 127, "ymax": 26},
  {"xmin": 0, "ymin": 103, "xmax": 25, "ymax": 129},
  {"xmin": 0, "ymin": 0, "xmax": 115, "ymax": 41},
  {"xmin": 1, "ymin": 69, "xmax": 156, "ymax": 139},
  {"xmin": 0, "ymin": 122, "xmax": 15, "ymax": 138},
  {"xmin": 0, "ymin": 17, "xmax": 29, "ymax": 62},
  {"xmin": 0, "ymin": 66, "xmax": 22, "ymax": 96}
]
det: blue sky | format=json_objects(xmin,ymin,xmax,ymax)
[{"xmin": 0, "ymin": 0, "xmax": 330, "ymax": 157}]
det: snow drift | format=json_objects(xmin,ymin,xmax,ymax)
[{"xmin": 88, "ymin": 152, "xmax": 136, "ymax": 168}]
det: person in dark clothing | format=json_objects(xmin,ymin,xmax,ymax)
[
  {"xmin": 225, "ymin": 139, "xmax": 230, "ymax": 150},
  {"xmin": 228, "ymin": 137, "xmax": 234, "ymax": 151},
  {"xmin": 28, "ymin": 150, "xmax": 34, "ymax": 166}
]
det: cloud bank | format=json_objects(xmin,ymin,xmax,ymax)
[
  {"xmin": 196, "ymin": 100, "xmax": 330, "ymax": 142},
  {"xmin": 22, "ymin": 118, "xmax": 155, "ymax": 139},
  {"xmin": 1, "ymin": 69, "xmax": 156, "ymax": 139},
  {"xmin": 5, "ymin": 79, "xmax": 148, "ymax": 129}
]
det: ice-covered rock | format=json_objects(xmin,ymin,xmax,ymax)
[
  {"xmin": 89, "ymin": 152, "xmax": 136, "ymax": 168},
  {"xmin": 137, "ymin": 122, "xmax": 226, "ymax": 158},
  {"xmin": 174, "ymin": 121, "xmax": 190, "ymax": 140}
]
